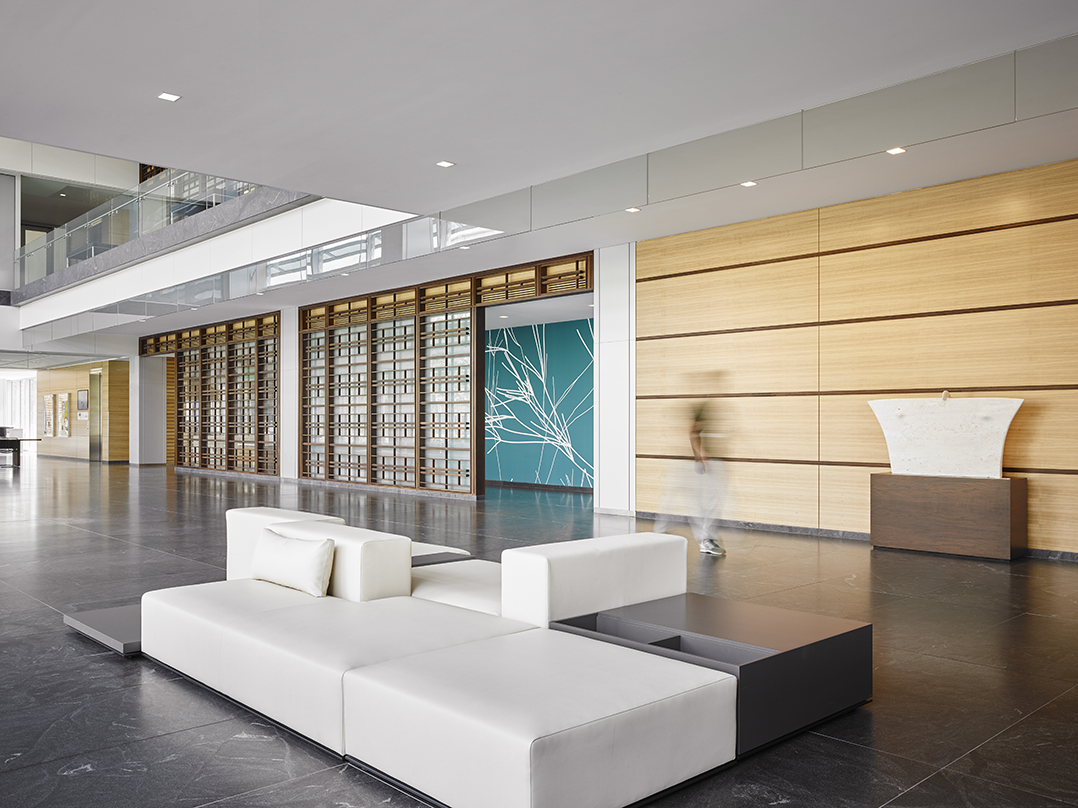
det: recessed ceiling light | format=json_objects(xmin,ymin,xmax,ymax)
[
  {"xmin": 157, "ymin": 92, "xmax": 181, "ymax": 102},
  {"xmin": 59, "ymin": 193, "xmax": 66, "ymax": 197},
  {"xmin": 436, "ymin": 161, "xmax": 455, "ymax": 168},
  {"xmin": 625, "ymin": 207, "xmax": 641, "ymax": 213},
  {"xmin": 499, "ymin": 315, "xmax": 509, "ymax": 319},
  {"xmin": 740, "ymin": 181, "xmax": 757, "ymax": 187},
  {"xmin": 459, "ymin": 245, "xmax": 470, "ymax": 250},
  {"xmin": 255, "ymin": 291, "xmax": 264, "ymax": 296},
  {"xmin": 341, "ymin": 273, "xmax": 350, "ymax": 276},
  {"xmin": 886, "ymin": 147, "xmax": 906, "ymax": 155}
]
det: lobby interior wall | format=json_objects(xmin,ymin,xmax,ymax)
[
  {"xmin": 635, "ymin": 157, "xmax": 1078, "ymax": 554},
  {"xmin": 37, "ymin": 360, "xmax": 128, "ymax": 462}
]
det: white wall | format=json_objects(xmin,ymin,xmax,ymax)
[
  {"xmin": 129, "ymin": 356, "xmax": 167, "ymax": 465},
  {"xmin": 593, "ymin": 243, "xmax": 636, "ymax": 515},
  {"xmin": 20, "ymin": 199, "xmax": 412, "ymax": 331},
  {"xmin": 0, "ymin": 137, "xmax": 138, "ymax": 189}
]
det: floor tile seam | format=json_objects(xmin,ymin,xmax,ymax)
[
  {"xmin": 931, "ymin": 766, "xmax": 1078, "ymax": 807},
  {"xmin": 876, "ymin": 769, "xmax": 943, "ymax": 808},
  {"xmin": 186, "ymin": 762, "xmax": 352, "ymax": 808},
  {"xmin": 47, "ymin": 525, "xmax": 228, "ymax": 571},
  {"xmin": 0, "ymin": 710, "xmax": 247, "ymax": 776},
  {"xmin": 805, "ymin": 728, "xmax": 943, "ymax": 770},
  {"xmin": 939, "ymin": 681, "xmax": 1078, "ymax": 785},
  {"xmin": 1024, "ymin": 609, "xmax": 1078, "ymax": 624},
  {"xmin": 906, "ymin": 651, "xmax": 1078, "ymax": 689}
]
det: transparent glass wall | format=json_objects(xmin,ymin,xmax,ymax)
[{"xmin": 17, "ymin": 169, "xmax": 258, "ymax": 287}]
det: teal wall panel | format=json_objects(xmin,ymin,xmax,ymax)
[{"xmin": 485, "ymin": 319, "xmax": 594, "ymax": 487}]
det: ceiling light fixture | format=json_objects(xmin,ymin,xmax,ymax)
[
  {"xmin": 157, "ymin": 92, "xmax": 182, "ymax": 102},
  {"xmin": 499, "ymin": 315, "xmax": 509, "ymax": 319},
  {"xmin": 436, "ymin": 161, "xmax": 455, "ymax": 168},
  {"xmin": 740, "ymin": 181, "xmax": 758, "ymax": 187},
  {"xmin": 625, "ymin": 207, "xmax": 641, "ymax": 213},
  {"xmin": 886, "ymin": 147, "xmax": 906, "ymax": 155},
  {"xmin": 341, "ymin": 273, "xmax": 350, "ymax": 276},
  {"xmin": 459, "ymin": 245, "xmax": 470, "ymax": 250}
]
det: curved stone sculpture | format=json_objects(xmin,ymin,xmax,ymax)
[{"xmin": 868, "ymin": 395, "xmax": 1023, "ymax": 479}]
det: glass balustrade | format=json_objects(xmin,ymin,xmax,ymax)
[{"xmin": 16, "ymin": 169, "xmax": 258, "ymax": 287}]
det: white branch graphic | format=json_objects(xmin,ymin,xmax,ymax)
[{"xmin": 486, "ymin": 321, "xmax": 594, "ymax": 487}]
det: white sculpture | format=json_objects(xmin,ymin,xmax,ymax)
[{"xmin": 868, "ymin": 394, "xmax": 1022, "ymax": 479}]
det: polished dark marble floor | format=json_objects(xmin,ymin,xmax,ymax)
[{"xmin": 2, "ymin": 455, "xmax": 1077, "ymax": 807}]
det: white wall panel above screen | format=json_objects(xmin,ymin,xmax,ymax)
[
  {"xmin": 804, "ymin": 53, "xmax": 1016, "ymax": 168},
  {"xmin": 648, "ymin": 113, "xmax": 803, "ymax": 203},
  {"xmin": 1017, "ymin": 32, "xmax": 1078, "ymax": 120},
  {"xmin": 532, "ymin": 156, "xmax": 647, "ymax": 230}
]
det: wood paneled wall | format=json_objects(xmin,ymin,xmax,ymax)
[
  {"xmin": 37, "ymin": 361, "xmax": 129, "ymax": 462},
  {"xmin": 636, "ymin": 158, "xmax": 1078, "ymax": 553}
]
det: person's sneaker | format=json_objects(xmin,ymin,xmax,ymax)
[{"xmin": 699, "ymin": 539, "xmax": 726, "ymax": 556}]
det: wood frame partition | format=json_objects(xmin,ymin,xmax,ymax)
[
  {"xmin": 298, "ymin": 253, "xmax": 591, "ymax": 495},
  {"xmin": 141, "ymin": 313, "xmax": 279, "ymax": 475}
]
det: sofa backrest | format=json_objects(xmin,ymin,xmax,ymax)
[
  {"xmin": 500, "ymin": 532, "xmax": 688, "ymax": 627},
  {"xmin": 263, "ymin": 521, "xmax": 412, "ymax": 602},
  {"xmin": 225, "ymin": 507, "xmax": 345, "ymax": 580}
]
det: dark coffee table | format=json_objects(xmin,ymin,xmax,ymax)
[{"xmin": 552, "ymin": 593, "xmax": 872, "ymax": 756}]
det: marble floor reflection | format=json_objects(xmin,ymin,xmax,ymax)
[{"xmin": 1, "ymin": 455, "xmax": 1077, "ymax": 808}]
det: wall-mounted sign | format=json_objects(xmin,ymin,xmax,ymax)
[
  {"xmin": 77, "ymin": 389, "xmax": 89, "ymax": 411},
  {"xmin": 43, "ymin": 394, "xmax": 54, "ymax": 437},
  {"xmin": 58, "ymin": 393, "xmax": 70, "ymax": 438}
]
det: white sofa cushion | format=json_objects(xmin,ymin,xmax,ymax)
[
  {"xmin": 343, "ymin": 628, "xmax": 737, "ymax": 808},
  {"xmin": 500, "ymin": 532, "xmax": 688, "ymax": 627},
  {"xmin": 266, "ymin": 521, "xmax": 411, "ymax": 602},
  {"xmin": 410, "ymin": 558, "xmax": 502, "ymax": 615},
  {"xmin": 225, "ymin": 508, "xmax": 345, "ymax": 579},
  {"xmin": 216, "ymin": 596, "xmax": 535, "ymax": 753},
  {"xmin": 141, "ymin": 579, "xmax": 315, "ymax": 691},
  {"xmin": 251, "ymin": 529, "xmax": 334, "ymax": 596}
]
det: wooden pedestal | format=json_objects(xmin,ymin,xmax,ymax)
[{"xmin": 870, "ymin": 473, "xmax": 1027, "ymax": 560}]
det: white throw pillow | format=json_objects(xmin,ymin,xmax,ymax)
[{"xmin": 250, "ymin": 528, "xmax": 335, "ymax": 597}]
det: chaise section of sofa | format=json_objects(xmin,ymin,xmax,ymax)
[{"xmin": 343, "ymin": 627, "xmax": 737, "ymax": 808}]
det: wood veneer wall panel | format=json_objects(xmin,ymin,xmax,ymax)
[
  {"xmin": 102, "ymin": 361, "xmax": 129, "ymax": 463},
  {"xmin": 819, "ymin": 394, "xmax": 910, "ymax": 466},
  {"xmin": 636, "ymin": 209, "xmax": 819, "ymax": 279},
  {"xmin": 819, "ymin": 158, "xmax": 1078, "ymax": 252},
  {"xmin": 819, "ymin": 389, "xmax": 1078, "ymax": 472},
  {"xmin": 819, "ymin": 219, "xmax": 1078, "ymax": 322},
  {"xmin": 1003, "ymin": 391, "xmax": 1078, "ymax": 471},
  {"xmin": 819, "ymin": 306, "xmax": 1078, "ymax": 393},
  {"xmin": 1008, "ymin": 473, "xmax": 1078, "ymax": 553},
  {"xmin": 166, "ymin": 358, "xmax": 176, "ymax": 465},
  {"xmin": 637, "ymin": 327, "xmax": 819, "ymax": 398},
  {"xmin": 637, "ymin": 397, "xmax": 819, "ymax": 462},
  {"xmin": 638, "ymin": 258, "xmax": 819, "ymax": 337},
  {"xmin": 819, "ymin": 466, "xmax": 874, "ymax": 534},
  {"xmin": 637, "ymin": 457, "xmax": 819, "ymax": 529}
]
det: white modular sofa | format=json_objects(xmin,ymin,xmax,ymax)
[{"xmin": 142, "ymin": 507, "xmax": 737, "ymax": 808}]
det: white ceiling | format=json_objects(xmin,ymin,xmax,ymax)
[{"xmin": 3, "ymin": 1, "xmax": 1078, "ymax": 219}]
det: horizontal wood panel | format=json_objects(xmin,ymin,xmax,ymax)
[
  {"xmin": 637, "ymin": 396, "xmax": 819, "ymax": 462},
  {"xmin": 820, "ymin": 219, "xmax": 1078, "ymax": 322},
  {"xmin": 638, "ymin": 327, "xmax": 819, "ymax": 397},
  {"xmin": 637, "ymin": 457, "xmax": 819, "ymax": 528},
  {"xmin": 819, "ymin": 306, "xmax": 1078, "ymax": 392},
  {"xmin": 819, "ymin": 465, "xmax": 873, "ymax": 534},
  {"xmin": 819, "ymin": 158, "xmax": 1078, "ymax": 252},
  {"xmin": 638, "ymin": 258, "xmax": 819, "ymax": 337},
  {"xmin": 637, "ymin": 209, "xmax": 819, "ymax": 279},
  {"xmin": 819, "ymin": 390, "xmax": 1078, "ymax": 472},
  {"xmin": 1009, "ymin": 473, "xmax": 1078, "ymax": 554}
]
